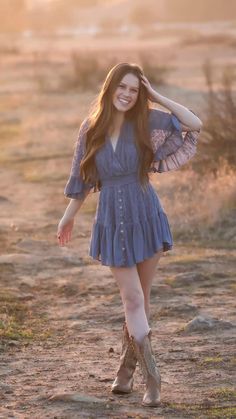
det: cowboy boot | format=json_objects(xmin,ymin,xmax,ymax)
[
  {"xmin": 111, "ymin": 321, "xmax": 137, "ymax": 394},
  {"xmin": 130, "ymin": 329, "xmax": 161, "ymax": 407}
]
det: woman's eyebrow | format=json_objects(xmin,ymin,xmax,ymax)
[{"xmin": 120, "ymin": 82, "xmax": 139, "ymax": 89}]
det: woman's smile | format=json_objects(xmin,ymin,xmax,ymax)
[{"xmin": 118, "ymin": 97, "xmax": 131, "ymax": 105}]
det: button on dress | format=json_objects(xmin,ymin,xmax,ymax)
[{"xmin": 64, "ymin": 108, "xmax": 200, "ymax": 267}]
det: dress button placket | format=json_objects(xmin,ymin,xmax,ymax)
[{"xmin": 118, "ymin": 188, "xmax": 126, "ymax": 264}]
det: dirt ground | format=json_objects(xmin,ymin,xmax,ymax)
[{"xmin": 0, "ymin": 24, "xmax": 236, "ymax": 418}]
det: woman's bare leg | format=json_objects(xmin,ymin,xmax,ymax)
[
  {"xmin": 137, "ymin": 250, "xmax": 163, "ymax": 321},
  {"xmin": 109, "ymin": 265, "xmax": 150, "ymax": 343}
]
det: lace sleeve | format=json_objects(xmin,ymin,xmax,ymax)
[
  {"xmin": 64, "ymin": 119, "xmax": 96, "ymax": 199},
  {"xmin": 148, "ymin": 108, "xmax": 201, "ymax": 173}
]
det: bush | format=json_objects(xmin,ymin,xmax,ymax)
[
  {"xmin": 60, "ymin": 52, "xmax": 116, "ymax": 92},
  {"xmin": 138, "ymin": 52, "xmax": 173, "ymax": 86},
  {"xmin": 200, "ymin": 60, "xmax": 236, "ymax": 173}
]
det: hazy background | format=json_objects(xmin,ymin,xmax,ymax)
[{"xmin": 2, "ymin": 0, "xmax": 236, "ymax": 33}]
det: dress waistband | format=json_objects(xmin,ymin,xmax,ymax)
[{"xmin": 101, "ymin": 172, "xmax": 139, "ymax": 187}]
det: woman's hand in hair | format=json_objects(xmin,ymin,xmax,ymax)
[
  {"xmin": 141, "ymin": 74, "xmax": 202, "ymax": 130},
  {"xmin": 140, "ymin": 75, "xmax": 160, "ymax": 102}
]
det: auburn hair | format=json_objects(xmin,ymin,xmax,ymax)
[{"xmin": 80, "ymin": 62, "xmax": 154, "ymax": 192}]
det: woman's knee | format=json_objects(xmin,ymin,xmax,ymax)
[
  {"xmin": 122, "ymin": 288, "xmax": 145, "ymax": 311},
  {"xmin": 110, "ymin": 265, "xmax": 144, "ymax": 311}
]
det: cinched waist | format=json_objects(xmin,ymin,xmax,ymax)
[{"xmin": 101, "ymin": 172, "xmax": 139, "ymax": 187}]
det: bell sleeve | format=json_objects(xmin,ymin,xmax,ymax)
[
  {"xmin": 64, "ymin": 119, "xmax": 96, "ymax": 199},
  {"xmin": 148, "ymin": 108, "xmax": 201, "ymax": 173}
]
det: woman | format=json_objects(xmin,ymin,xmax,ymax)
[{"xmin": 57, "ymin": 62, "xmax": 202, "ymax": 407}]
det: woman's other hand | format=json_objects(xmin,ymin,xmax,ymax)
[
  {"xmin": 57, "ymin": 217, "xmax": 74, "ymax": 246},
  {"xmin": 140, "ymin": 75, "xmax": 159, "ymax": 102}
]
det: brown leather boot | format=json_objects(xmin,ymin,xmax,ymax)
[
  {"xmin": 130, "ymin": 329, "xmax": 161, "ymax": 407},
  {"xmin": 111, "ymin": 321, "xmax": 137, "ymax": 394}
]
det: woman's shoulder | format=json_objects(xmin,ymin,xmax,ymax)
[
  {"xmin": 79, "ymin": 117, "xmax": 90, "ymax": 132},
  {"xmin": 76, "ymin": 117, "xmax": 92, "ymax": 142}
]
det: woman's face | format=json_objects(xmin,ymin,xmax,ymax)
[{"xmin": 112, "ymin": 73, "xmax": 140, "ymax": 112}]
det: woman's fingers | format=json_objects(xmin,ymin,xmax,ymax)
[
  {"xmin": 57, "ymin": 227, "xmax": 64, "ymax": 245},
  {"xmin": 141, "ymin": 74, "xmax": 149, "ymax": 84},
  {"xmin": 59, "ymin": 235, "xmax": 64, "ymax": 246},
  {"xmin": 57, "ymin": 221, "xmax": 74, "ymax": 246},
  {"xmin": 57, "ymin": 229, "xmax": 72, "ymax": 246}
]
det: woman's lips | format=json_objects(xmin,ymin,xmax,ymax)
[{"xmin": 118, "ymin": 97, "xmax": 131, "ymax": 105}]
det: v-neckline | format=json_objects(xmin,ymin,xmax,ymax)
[{"xmin": 107, "ymin": 120, "xmax": 126, "ymax": 155}]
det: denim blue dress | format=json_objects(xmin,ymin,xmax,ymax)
[{"xmin": 64, "ymin": 108, "xmax": 200, "ymax": 267}]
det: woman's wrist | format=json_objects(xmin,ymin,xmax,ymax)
[
  {"xmin": 61, "ymin": 214, "xmax": 74, "ymax": 224},
  {"xmin": 151, "ymin": 91, "xmax": 163, "ymax": 104},
  {"xmin": 63, "ymin": 199, "xmax": 82, "ymax": 220}
]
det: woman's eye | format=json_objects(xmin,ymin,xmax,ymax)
[{"xmin": 118, "ymin": 85, "xmax": 138, "ymax": 93}]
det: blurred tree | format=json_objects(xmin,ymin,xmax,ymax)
[
  {"xmin": 162, "ymin": 0, "xmax": 236, "ymax": 21},
  {"xmin": 138, "ymin": 52, "xmax": 172, "ymax": 86},
  {"xmin": 129, "ymin": 4, "xmax": 159, "ymax": 26}
]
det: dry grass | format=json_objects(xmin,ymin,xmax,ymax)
[
  {"xmin": 0, "ymin": 42, "xmax": 20, "ymax": 55},
  {"xmin": 180, "ymin": 33, "xmax": 236, "ymax": 47},
  {"xmin": 198, "ymin": 61, "xmax": 236, "ymax": 172},
  {"xmin": 0, "ymin": 291, "xmax": 51, "ymax": 345},
  {"xmin": 0, "ymin": 122, "xmax": 21, "ymax": 144},
  {"xmin": 152, "ymin": 161, "xmax": 236, "ymax": 241}
]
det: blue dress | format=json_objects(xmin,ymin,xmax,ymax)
[{"xmin": 64, "ymin": 108, "xmax": 200, "ymax": 267}]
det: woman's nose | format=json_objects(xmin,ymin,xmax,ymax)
[{"xmin": 123, "ymin": 89, "xmax": 131, "ymax": 97}]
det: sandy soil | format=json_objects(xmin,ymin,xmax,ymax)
[{"xmin": 0, "ymin": 25, "xmax": 236, "ymax": 418}]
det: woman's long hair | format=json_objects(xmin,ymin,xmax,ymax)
[{"xmin": 80, "ymin": 62, "xmax": 153, "ymax": 192}]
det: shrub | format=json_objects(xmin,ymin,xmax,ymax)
[
  {"xmin": 200, "ymin": 60, "xmax": 236, "ymax": 173},
  {"xmin": 60, "ymin": 52, "xmax": 116, "ymax": 91},
  {"xmin": 138, "ymin": 52, "xmax": 173, "ymax": 86}
]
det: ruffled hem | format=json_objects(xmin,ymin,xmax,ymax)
[
  {"xmin": 88, "ymin": 210, "xmax": 173, "ymax": 267},
  {"xmin": 64, "ymin": 175, "xmax": 95, "ymax": 199},
  {"xmin": 150, "ymin": 130, "xmax": 199, "ymax": 173}
]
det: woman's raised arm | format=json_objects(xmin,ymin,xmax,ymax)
[{"xmin": 141, "ymin": 75, "xmax": 203, "ymax": 131}]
